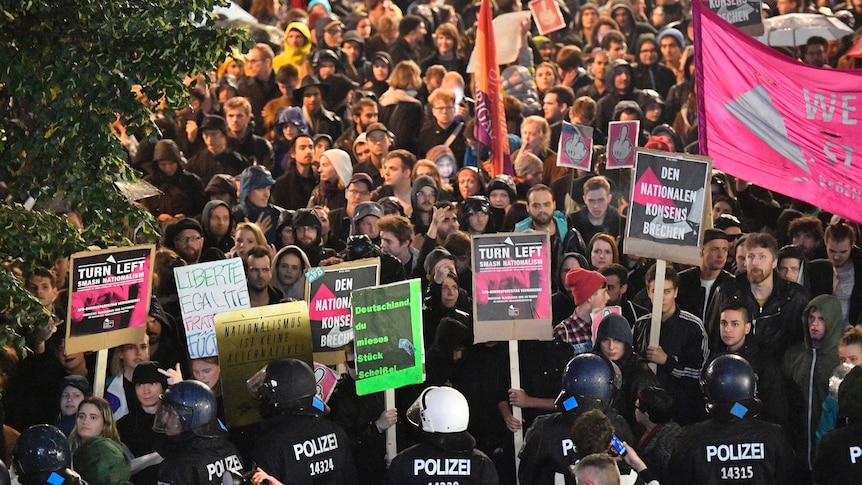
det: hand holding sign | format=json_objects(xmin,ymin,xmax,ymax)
[{"xmin": 612, "ymin": 125, "xmax": 634, "ymax": 161}]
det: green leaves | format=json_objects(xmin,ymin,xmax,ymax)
[{"xmin": 0, "ymin": 0, "xmax": 249, "ymax": 354}]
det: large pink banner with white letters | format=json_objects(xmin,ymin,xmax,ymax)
[{"xmin": 694, "ymin": 2, "xmax": 862, "ymax": 223}]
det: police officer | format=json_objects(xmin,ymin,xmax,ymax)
[
  {"xmin": 11, "ymin": 424, "xmax": 85, "ymax": 485},
  {"xmin": 518, "ymin": 353, "xmax": 634, "ymax": 484},
  {"xmin": 666, "ymin": 354, "xmax": 793, "ymax": 484},
  {"xmin": 250, "ymin": 358, "xmax": 357, "ymax": 484},
  {"xmin": 153, "ymin": 380, "xmax": 244, "ymax": 484},
  {"xmin": 385, "ymin": 386, "xmax": 499, "ymax": 484},
  {"xmin": 814, "ymin": 365, "xmax": 862, "ymax": 484}
]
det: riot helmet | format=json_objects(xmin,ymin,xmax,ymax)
[
  {"xmin": 250, "ymin": 358, "xmax": 327, "ymax": 416},
  {"xmin": 701, "ymin": 354, "xmax": 761, "ymax": 418},
  {"xmin": 153, "ymin": 380, "xmax": 218, "ymax": 436},
  {"xmin": 407, "ymin": 386, "xmax": 475, "ymax": 452},
  {"xmin": 12, "ymin": 425, "xmax": 71, "ymax": 476},
  {"xmin": 555, "ymin": 354, "xmax": 621, "ymax": 412}
]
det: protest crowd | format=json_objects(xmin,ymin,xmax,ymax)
[{"xmin": 4, "ymin": 0, "xmax": 862, "ymax": 483}]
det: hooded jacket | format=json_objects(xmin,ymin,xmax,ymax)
[
  {"xmin": 143, "ymin": 159, "xmax": 206, "ymax": 218},
  {"xmin": 201, "ymin": 200, "xmax": 236, "ymax": 254},
  {"xmin": 378, "ymin": 88, "xmax": 423, "ymax": 154},
  {"xmin": 595, "ymin": 59, "xmax": 642, "ymax": 132},
  {"xmin": 271, "ymin": 245, "xmax": 311, "ymax": 302},
  {"xmin": 782, "ymin": 294, "xmax": 843, "ymax": 470},
  {"xmin": 409, "ymin": 175, "xmax": 439, "ymax": 234},
  {"xmin": 272, "ymin": 22, "xmax": 312, "ymax": 72}
]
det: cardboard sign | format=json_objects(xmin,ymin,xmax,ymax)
[
  {"xmin": 306, "ymin": 258, "xmax": 380, "ymax": 360},
  {"xmin": 704, "ymin": 0, "xmax": 763, "ymax": 36},
  {"xmin": 529, "ymin": 0, "xmax": 566, "ymax": 35},
  {"xmin": 624, "ymin": 149, "xmax": 712, "ymax": 266},
  {"xmin": 472, "ymin": 232, "xmax": 553, "ymax": 343},
  {"xmin": 215, "ymin": 301, "xmax": 313, "ymax": 428},
  {"xmin": 607, "ymin": 120, "xmax": 639, "ymax": 169},
  {"xmin": 66, "ymin": 245, "xmax": 155, "ymax": 353},
  {"xmin": 557, "ymin": 122, "xmax": 594, "ymax": 170},
  {"xmin": 353, "ymin": 279, "xmax": 424, "ymax": 396},
  {"xmin": 313, "ymin": 363, "xmax": 339, "ymax": 402},
  {"xmin": 174, "ymin": 258, "xmax": 250, "ymax": 359}
]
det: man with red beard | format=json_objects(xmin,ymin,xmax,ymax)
[{"xmin": 705, "ymin": 232, "xmax": 809, "ymax": 361}]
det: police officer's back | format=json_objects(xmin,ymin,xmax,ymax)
[
  {"xmin": 250, "ymin": 358, "xmax": 356, "ymax": 485},
  {"xmin": 518, "ymin": 353, "xmax": 634, "ymax": 484},
  {"xmin": 153, "ymin": 380, "xmax": 244, "ymax": 484},
  {"xmin": 667, "ymin": 354, "xmax": 793, "ymax": 484},
  {"xmin": 814, "ymin": 365, "xmax": 862, "ymax": 484},
  {"xmin": 385, "ymin": 386, "xmax": 499, "ymax": 484}
]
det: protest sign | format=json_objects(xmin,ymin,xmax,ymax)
[
  {"xmin": 467, "ymin": 11, "xmax": 532, "ymax": 72},
  {"xmin": 352, "ymin": 279, "xmax": 424, "ymax": 396},
  {"xmin": 174, "ymin": 258, "xmax": 250, "ymax": 359},
  {"xmin": 695, "ymin": 2, "xmax": 862, "ymax": 224},
  {"xmin": 624, "ymin": 149, "xmax": 711, "ymax": 266},
  {"xmin": 703, "ymin": 0, "xmax": 763, "ymax": 35},
  {"xmin": 314, "ymin": 363, "xmax": 339, "ymax": 402},
  {"xmin": 529, "ymin": 0, "xmax": 566, "ymax": 35},
  {"xmin": 557, "ymin": 122, "xmax": 594, "ymax": 170},
  {"xmin": 66, "ymin": 245, "xmax": 155, "ymax": 353},
  {"xmin": 472, "ymin": 232, "xmax": 552, "ymax": 343},
  {"xmin": 306, "ymin": 258, "xmax": 380, "ymax": 362},
  {"xmin": 215, "ymin": 301, "xmax": 313, "ymax": 428},
  {"xmin": 606, "ymin": 120, "xmax": 639, "ymax": 169}
]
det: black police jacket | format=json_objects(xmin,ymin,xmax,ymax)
[
  {"xmin": 157, "ymin": 433, "xmax": 243, "ymax": 485},
  {"xmin": 384, "ymin": 441, "xmax": 498, "ymax": 485},
  {"xmin": 251, "ymin": 413, "xmax": 357, "ymax": 485},
  {"xmin": 666, "ymin": 416, "xmax": 793, "ymax": 485}
]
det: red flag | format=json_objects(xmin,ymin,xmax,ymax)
[{"xmin": 472, "ymin": 0, "xmax": 512, "ymax": 177}]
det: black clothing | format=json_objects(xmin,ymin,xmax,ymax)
[
  {"xmin": 238, "ymin": 73, "xmax": 281, "ymax": 136},
  {"xmin": 633, "ymin": 307, "xmax": 708, "ymax": 426},
  {"xmin": 232, "ymin": 203, "xmax": 284, "ymax": 245},
  {"xmin": 417, "ymin": 118, "xmax": 467, "ymax": 162},
  {"xmin": 143, "ymin": 167, "xmax": 207, "ymax": 218},
  {"xmin": 251, "ymin": 413, "xmax": 357, "ymax": 485},
  {"xmin": 388, "ymin": 37, "xmax": 420, "ymax": 66},
  {"xmin": 157, "ymin": 431, "xmax": 243, "ymax": 485},
  {"xmin": 676, "ymin": 267, "xmax": 733, "ymax": 323},
  {"xmin": 228, "ymin": 127, "xmax": 274, "ymax": 169},
  {"xmin": 519, "ymin": 407, "xmax": 634, "ymax": 484},
  {"xmin": 185, "ymin": 148, "xmax": 249, "ymax": 183},
  {"xmin": 667, "ymin": 416, "xmax": 794, "ymax": 485},
  {"xmin": 567, "ymin": 208, "xmax": 626, "ymax": 245},
  {"xmin": 272, "ymin": 165, "xmax": 318, "ymax": 211},
  {"xmin": 327, "ymin": 376, "xmax": 388, "ymax": 483},
  {"xmin": 385, "ymin": 441, "xmax": 499, "ymax": 485},
  {"xmin": 705, "ymin": 271, "xmax": 809, "ymax": 359},
  {"xmin": 117, "ymin": 405, "xmax": 161, "ymax": 485},
  {"xmin": 308, "ymin": 107, "xmax": 344, "ymax": 140},
  {"xmin": 814, "ymin": 423, "xmax": 862, "ymax": 485}
]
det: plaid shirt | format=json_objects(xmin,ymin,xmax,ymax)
[{"xmin": 553, "ymin": 313, "xmax": 593, "ymax": 354}]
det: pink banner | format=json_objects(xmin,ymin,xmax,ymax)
[{"xmin": 695, "ymin": 2, "xmax": 862, "ymax": 223}]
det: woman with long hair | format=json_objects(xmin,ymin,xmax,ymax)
[{"xmin": 68, "ymin": 396, "xmax": 126, "ymax": 453}]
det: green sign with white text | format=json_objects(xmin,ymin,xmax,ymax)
[{"xmin": 353, "ymin": 279, "xmax": 424, "ymax": 396}]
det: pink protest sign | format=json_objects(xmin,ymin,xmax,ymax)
[
  {"xmin": 529, "ymin": 0, "xmax": 566, "ymax": 35},
  {"xmin": 314, "ymin": 362, "xmax": 339, "ymax": 402},
  {"xmin": 695, "ymin": 2, "xmax": 862, "ymax": 223},
  {"xmin": 557, "ymin": 122, "xmax": 593, "ymax": 170},
  {"xmin": 607, "ymin": 120, "xmax": 639, "ymax": 169}
]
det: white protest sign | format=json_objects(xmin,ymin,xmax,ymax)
[{"xmin": 174, "ymin": 257, "xmax": 250, "ymax": 359}]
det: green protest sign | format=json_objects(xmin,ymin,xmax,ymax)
[{"xmin": 353, "ymin": 279, "xmax": 424, "ymax": 396}]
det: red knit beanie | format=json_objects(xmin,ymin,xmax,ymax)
[{"xmin": 565, "ymin": 268, "xmax": 607, "ymax": 306}]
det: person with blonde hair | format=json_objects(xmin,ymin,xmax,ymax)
[
  {"xmin": 105, "ymin": 333, "xmax": 150, "ymax": 421},
  {"xmin": 378, "ymin": 60, "xmax": 423, "ymax": 154},
  {"xmin": 229, "ymin": 222, "xmax": 268, "ymax": 262}
]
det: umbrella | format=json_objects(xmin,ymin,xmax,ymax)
[{"xmin": 754, "ymin": 13, "xmax": 853, "ymax": 47}]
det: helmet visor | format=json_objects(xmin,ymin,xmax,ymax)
[
  {"xmin": 152, "ymin": 402, "xmax": 188, "ymax": 436},
  {"xmin": 245, "ymin": 365, "xmax": 270, "ymax": 399}
]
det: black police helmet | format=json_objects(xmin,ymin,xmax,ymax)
[
  {"xmin": 555, "ymin": 354, "xmax": 621, "ymax": 412},
  {"xmin": 262, "ymin": 358, "xmax": 328, "ymax": 416},
  {"xmin": 157, "ymin": 380, "xmax": 218, "ymax": 433},
  {"xmin": 702, "ymin": 354, "xmax": 757, "ymax": 404},
  {"xmin": 12, "ymin": 425, "xmax": 70, "ymax": 476}
]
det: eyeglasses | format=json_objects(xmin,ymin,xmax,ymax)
[
  {"xmin": 346, "ymin": 188, "xmax": 370, "ymax": 196},
  {"xmin": 174, "ymin": 236, "xmax": 202, "ymax": 244}
]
